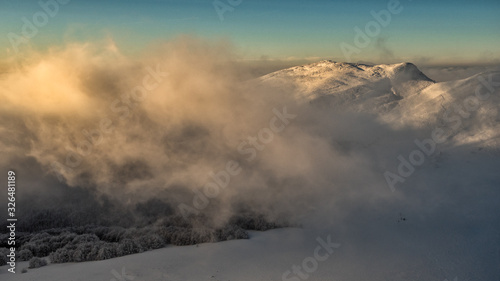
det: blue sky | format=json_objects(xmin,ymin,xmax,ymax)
[{"xmin": 1, "ymin": 0, "xmax": 499, "ymax": 64}]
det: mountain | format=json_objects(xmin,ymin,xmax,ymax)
[
  {"xmin": 260, "ymin": 61, "xmax": 435, "ymax": 113},
  {"xmin": 262, "ymin": 61, "xmax": 500, "ymax": 150}
]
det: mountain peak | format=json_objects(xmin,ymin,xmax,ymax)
[
  {"xmin": 262, "ymin": 60, "xmax": 434, "ymax": 85},
  {"xmin": 259, "ymin": 60, "xmax": 436, "ymax": 111},
  {"xmin": 303, "ymin": 61, "xmax": 434, "ymax": 82},
  {"xmin": 375, "ymin": 62, "xmax": 434, "ymax": 82}
]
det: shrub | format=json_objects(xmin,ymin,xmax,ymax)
[
  {"xmin": 216, "ymin": 225, "xmax": 249, "ymax": 241},
  {"xmin": 7, "ymin": 210, "xmax": 285, "ymax": 265},
  {"xmin": 29, "ymin": 257, "xmax": 47, "ymax": 269},
  {"xmin": 230, "ymin": 214, "xmax": 280, "ymax": 231},
  {"xmin": 71, "ymin": 234, "xmax": 99, "ymax": 245},
  {"xmin": 97, "ymin": 226, "xmax": 125, "ymax": 243},
  {"xmin": 73, "ymin": 242, "xmax": 95, "ymax": 262},
  {"xmin": 117, "ymin": 239, "xmax": 142, "ymax": 256},
  {"xmin": 21, "ymin": 242, "xmax": 51, "ymax": 257},
  {"xmin": 137, "ymin": 234, "xmax": 165, "ymax": 250},
  {"xmin": 72, "ymin": 248, "xmax": 85, "ymax": 263},
  {"xmin": 21, "ymin": 232, "xmax": 77, "ymax": 257},
  {"xmin": 49, "ymin": 248, "xmax": 71, "ymax": 264},
  {"xmin": 96, "ymin": 243, "xmax": 119, "ymax": 260},
  {"xmin": 18, "ymin": 249, "xmax": 34, "ymax": 261},
  {"xmin": 0, "ymin": 247, "xmax": 9, "ymax": 265}
]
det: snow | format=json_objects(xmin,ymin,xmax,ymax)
[{"xmin": 2, "ymin": 215, "xmax": 497, "ymax": 280}]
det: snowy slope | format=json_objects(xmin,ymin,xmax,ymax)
[
  {"xmin": 381, "ymin": 70, "xmax": 500, "ymax": 153},
  {"xmin": 263, "ymin": 61, "xmax": 500, "ymax": 150},
  {"xmin": 2, "ymin": 198, "xmax": 498, "ymax": 281}
]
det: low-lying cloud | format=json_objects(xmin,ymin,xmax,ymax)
[{"xmin": 0, "ymin": 37, "xmax": 499, "ymax": 243}]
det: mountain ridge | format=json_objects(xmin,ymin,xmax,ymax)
[{"xmin": 260, "ymin": 60, "xmax": 436, "ymax": 113}]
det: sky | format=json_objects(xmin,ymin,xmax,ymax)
[{"xmin": 1, "ymin": 0, "xmax": 499, "ymax": 64}]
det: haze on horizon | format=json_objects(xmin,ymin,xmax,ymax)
[{"xmin": 0, "ymin": 0, "xmax": 499, "ymax": 66}]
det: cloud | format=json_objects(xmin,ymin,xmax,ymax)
[
  {"xmin": 1, "ymin": 36, "xmax": 499, "ymax": 243},
  {"xmin": 0, "ymin": 37, "xmax": 388, "ymax": 225}
]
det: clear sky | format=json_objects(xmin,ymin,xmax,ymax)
[{"xmin": 1, "ymin": 0, "xmax": 499, "ymax": 64}]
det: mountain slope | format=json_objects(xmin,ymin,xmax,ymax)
[{"xmin": 263, "ymin": 61, "xmax": 500, "ymax": 149}]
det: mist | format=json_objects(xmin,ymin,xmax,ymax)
[
  {"xmin": 0, "ymin": 37, "xmax": 384, "ymax": 227},
  {"xmin": 0, "ymin": 36, "xmax": 498, "ymax": 246}
]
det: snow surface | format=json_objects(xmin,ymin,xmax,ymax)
[{"xmin": 2, "ymin": 218, "xmax": 497, "ymax": 280}]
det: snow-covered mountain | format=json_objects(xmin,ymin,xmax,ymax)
[
  {"xmin": 263, "ymin": 60, "xmax": 500, "ymax": 150},
  {"xmin": 261, "ymin": 61, "xmax": 435, "ymax": 113}
]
